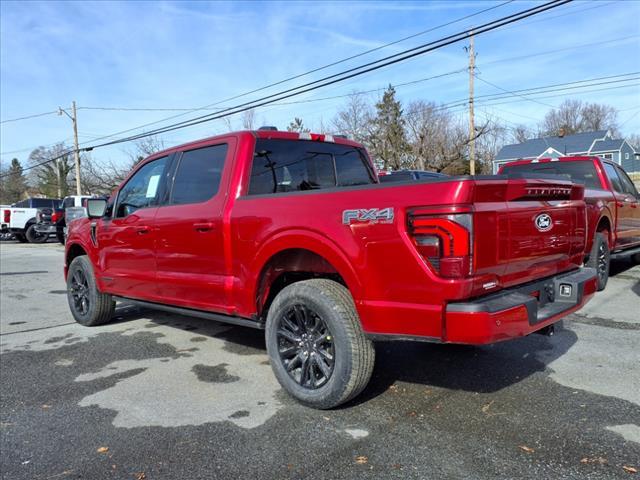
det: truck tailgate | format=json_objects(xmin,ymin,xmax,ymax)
[{"xmin": 472, "ymin": 178, "xmax": 586, "ymax": 289}]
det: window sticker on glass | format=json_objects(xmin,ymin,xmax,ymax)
[{"xmin": 146, "ymin": 174, "xmax": 160, "ymax": 198}]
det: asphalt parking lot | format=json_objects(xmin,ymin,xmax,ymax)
[{"xmin": 1, "ymin": 241, "xmax": 638, "ymax": 480}]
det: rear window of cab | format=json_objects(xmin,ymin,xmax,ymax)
[
  {"xmin": 501, "ymin": 161, "xmax": 602, "ymax": 189},
  {"xmin": 248, "ymin": 139, "xmax": 375, "ymax": 195}
]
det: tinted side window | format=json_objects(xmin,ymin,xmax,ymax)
[
  {"xmin": 115, "ymin": 157, "xmax": 168, "ymax": 218},
  {"xmin": 248, "ymin": 139, "xmax": 373, "ymax": 195},
  {"xmin": 603, "ymin": 163, "xmax": 623, "ymax": 193},
  {"xmin": 62, "ymin": 197, "xmax": 75, "ymax": 208},
  {"xmin": 335, "ymin": 150, "xmax": 373, "ymax": 186},
  {"xmin": 171, "ymin": 144, "xmax": 228, "ymax": 205},
  {"xmin": 32, "ymin": 199, "xmax": 49, "ymax": 208},
  {"xmin": 14, "ymin": 200, "xmax": 28, "ymax": 208},
  {"xmin": 614, "ymin": 165, "xmax": 638, "ymax": 197}
]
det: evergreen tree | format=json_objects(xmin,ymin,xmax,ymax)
[
  {"xmin": 286, "ymin": 117, "xmax": 310, "ymax": 133},
  {"xmin": 369, "ymin": 85, "xmax": 409, "ymax": 170},
  {"xmin": 0, "ymin": 158, "xmax": 28, "ymax": 204}
]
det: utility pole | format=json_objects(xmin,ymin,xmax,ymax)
[
  {"xmin": 467, "ymin": 31, "xmax": 476, "ymax": 175},
  {"xmin": 71, "ymin": 101, "xmax": 81, "ymax": 196},
  {"xmin": 56, "ymin": 159, "xmax": 62, "ymax": 198},
  {"xmin": 59, "ymin": 101, "xmax": 82, "ymax": 195}
]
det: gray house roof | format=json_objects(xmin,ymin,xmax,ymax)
[
  {"xmin": 495, "ymin": 130, "xmax": 611, "ymax": 161},
  {"xmin": 590, "ymin": 138, "xmax": 625, "ymax": 153}
]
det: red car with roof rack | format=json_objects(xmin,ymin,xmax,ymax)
[{"xmin": 64, "ymin": 128, "xmax": 597, "ymax": 408}]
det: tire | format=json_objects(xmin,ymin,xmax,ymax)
[
  {"xmin": 67, "ymin": 255, "xmax": 115, "ymax": 326},
  {"xmin": 25, "ymin": 224, "xmax": 48, "ymax": 244},
  {"xmin": 587, "ymin": 232, "xmax": 610, "ymax": 291},
  {"xmin": 265, "ymin": 279, "xmax": 375, "ymax": 409},
  {"xmin": 15, "ymin": 233, "xmax": 27, "ymax": 243}
]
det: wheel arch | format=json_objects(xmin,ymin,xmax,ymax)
[
  {"xmin": 595, "ymin": 215, "xmax": 612, "ymax": 244},
  {"xmin": 249, "ymin": 231, "xmax": 362, "ymax": 321},
  {"xmin": 65, "ymin": 243, "xmax": 88, "ymax": 278}
]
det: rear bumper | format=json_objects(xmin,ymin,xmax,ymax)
[
  {"xmin": 360, "ymin": 267, "xmax": 598, "ymax": 344},
  {"xmin": 34, "ymin": 223, "xmax": 60, "ymax": 234},
  {"xmin": 444, "ymin": 267, "xmax": 597, "ymax": 344}
]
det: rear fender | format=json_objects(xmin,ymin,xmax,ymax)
[{"xmin": 244, "ymin": 229, "xmax": 362, "ymax": 315}]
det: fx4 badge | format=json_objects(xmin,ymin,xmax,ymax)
[
  {"xmin": 342, "ymin": 208, "xmax": 394, "ymax": 225},
  {"xmin": 535, "ymin": 213, "xmax": 553, "ymax": 232}
]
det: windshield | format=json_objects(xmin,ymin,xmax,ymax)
[{"xmin": 501, "ymin": 161, "xmax": 602, "ymax": 189}]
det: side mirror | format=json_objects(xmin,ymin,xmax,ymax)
[{"xmin": 86, "ymin": 198, "xmax": 107, "ymax": 219}]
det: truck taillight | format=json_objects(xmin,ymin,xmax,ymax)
[
  {"xmin": 409, "ymin": 211, "xmax": 473, "ymax": 279},
  {"xmin": 3, "ymin": 209, "xmax": 10, "ymax": 223},
  {"xmin": 51, "ymin": 211, "xmax": 60, "ymax": 223}
]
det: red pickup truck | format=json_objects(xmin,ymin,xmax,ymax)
[
  {"xmin": 500, "ymin": 156, "xmax": 640, "ymax": 290},
  {"xmin": 65, "ymin": 130, "xmax": 597, "ymax": 408}
]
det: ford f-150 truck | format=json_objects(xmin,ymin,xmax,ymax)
[
  {"xmin": 65, "ymin": 130, "xmax": 597, "ymax": 408},
  {"xmin": 500, "ymin": 156, "xmax": 640, "ymax": 290}
]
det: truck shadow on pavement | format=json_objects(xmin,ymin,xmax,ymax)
[
  {"xmin": 354, "ymin": 326, "xmax": 577, "ymax": 406},
  {"xmin": 129, "ymin": 305, "xmax": 578, "ymax": 405},
  {"xmin": 610, "ymin": 257, "xmax": 639, "ymax": 277}
]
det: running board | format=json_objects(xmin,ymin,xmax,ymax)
[
  {"xmin": 113, "ymin": 297, "xmax": 264, "ymax": 330},
  {"xmin": 610, "ymin": 246, "xmax": 640, "ymax": 261}
]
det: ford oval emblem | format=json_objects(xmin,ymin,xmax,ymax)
[{"xmin": 535, "ymin": 213, "xmax": 553, "ymax": 232}]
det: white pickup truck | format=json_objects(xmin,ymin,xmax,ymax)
[
  {"xmin": 2, "ymin": 198, "xmax": 61, "ymax": 243},
  {"xmin": 34, "ymin": 195, "xmax": 93, "ymax": 244}
]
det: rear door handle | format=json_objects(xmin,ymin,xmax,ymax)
[
  {"xmin": 194, "ymin": 222, "xmax": 214, "ymax": 232},
  {"xmin": 135, "ymin": 226, "xmax": 150, "ymax": 235}
]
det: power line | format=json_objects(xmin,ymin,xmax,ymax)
[
  {"xmin": 0, "ymin": 0, "xmax": 572, "ymax": 177},
  {"xmin": 89, "ymin": 0, "xmax": 572, "ymax": 148},
  {"xmin": 475, "ymin": 74, "xmax": 562, "ymax": 109},
  {"xmin": 67, "ymin": 1, "xmax": 514, "ymax": 146},
  {"xmin": 0, "ymin": 110, "xmax": 58, "ymax": 124}
]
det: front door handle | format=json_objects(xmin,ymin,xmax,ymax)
[
  {"xmin": 194, "ymin": 222, "xmax": 214, "ymax": 232},
  {"xmin": 135, "ymin": 226, "xmax": 150, "ymax": 235}
]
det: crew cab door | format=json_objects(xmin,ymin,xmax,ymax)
[
  {"xmin": 96, "ymin": 155, "xmax": 171, "ymax": 299},
  {"xmin": 154, "ymin": 140, "xmax": 234, "ymax": 312},
  {"xmin": 603, "ymin": 162, "xmax": 640, "ymax": 247}
]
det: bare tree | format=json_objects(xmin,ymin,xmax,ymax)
[
  {"xmin": 626, "ymin": 133, "xmax": 640, "ymax": 151},
  {"xmin": 475, "ymin": 114, "xmax": 509, "ymax": 174},
  {"xmin": 511, "ymin": 124, "xmax": 533, "ymax": 144},
  {"xmin": 28, "ymin": 143, "xmax": 73, "ymax": 198},
  {"xmin": 581, "ymin": 102, "xmax": 619, "ymax": 135},
  {"xmin": 331, "ymin": 92, "xmax": 373, "ymax": 144},
  {"xmin": 126, "ymin": 135, "xmax": 165, "ymax": 165},
  {"xmin": 541, "ymin": 100, "xmax": 619, "ymax": 136},
  {"xmin": 241, "ymin": 109, "xmax": 256, "ymax": 130},
  {"xmin": 80, "ymin": 154, "xmax": 131, "ymax": 195},
  {"xmin": 404, "ymin": 101, "xmax": 485, "ymax": 174}
]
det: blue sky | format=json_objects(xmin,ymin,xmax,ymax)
[{"xmin": 1, "ymin": 0, "xmax": 639, "ymax": 168}]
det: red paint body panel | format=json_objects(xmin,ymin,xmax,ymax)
[{"xmin": 66, "ymin": 132, "xmax": 597, "ymax": 344}]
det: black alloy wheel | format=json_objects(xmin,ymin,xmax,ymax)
[
  {"xmin": 70, "ymin": 267, "xmax": 90, "ymax": 316},
  {"xmin": 597, "ymin": 241, "xmax": 608, "ymax": 283},
  {"xmin": 66, "ymin": 255, "xmax": 114, "ymax": 326},
  {"xmin": 276, "ymin": 304, "xmax": 335, "ymax": 389},
  {"xmin": 587, "ymin": 232, "xmax": 609, "ymax": 291}
]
